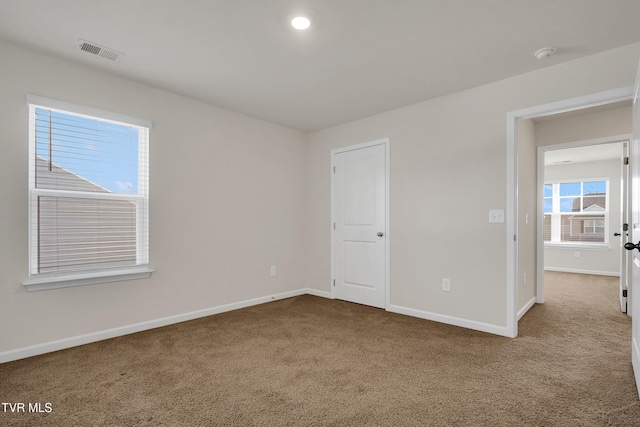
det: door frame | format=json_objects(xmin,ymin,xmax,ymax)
[
  {"xmin": 331, "ymin": 137, "xmax": 390, "ymax": 308},
  {"xmin": 507, "ymin": 86, "xmax": 633, "ymax": 337},
  {"xmin": 621, "ymin": 140, "xmax": 631, "ymax": 314}
]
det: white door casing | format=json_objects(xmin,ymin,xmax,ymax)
[
  {"xmin": 332, "ymin": 139, "xmax": 389, "ymax": 309},
  {"xmin": 630, "ymin": 61, "xmax": 640, "ymax": 398}
]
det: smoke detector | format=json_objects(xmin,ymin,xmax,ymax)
[
  {"xmin": 78, "ymin": 39, "xmax": 124, "ymax": 62},
  {"xmin": 534, "ymin": 47, "xmax": 556, "ymax": 60}
]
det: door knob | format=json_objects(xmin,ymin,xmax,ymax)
[
  {"xmin": 614, "ymin": 233, "xmax": 621, "ymax": 236},
  {"xmin": 624, "ymin": 242, "xmax": 640, "ymax": 251},
  {"xmin": 377, "ymin": 232, "xmax": 384, "ymax": 237}
]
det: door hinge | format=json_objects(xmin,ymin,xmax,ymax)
[
  {"xmin": 623, "ymin": 289, "xmax": 628, "ymax": 298},
  {"xmin": 333, "ymin": 279, "xmax": 335, "ymax": 287},
  {"xmin": 333, "ymin": 166, "xmax": 336, "ymax": 173},
  {"xmin": 514, "ymin": 234, "xmax": 517, "ymax": 242},
  {"xmin": 333, "ymin": 222, "xmax": 336, "ymax": 230},
  {"xmin": 624, "ymin": 156, "xmax": 629, "ymax": 165}
]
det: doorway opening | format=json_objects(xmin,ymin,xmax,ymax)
[
  {"xmin": 537, "ymin": 138, "xmax": 630, "ymax": 314},
  {"xmin": 507, "ymin": 86, "xmax": 634, "ymax": 337}
]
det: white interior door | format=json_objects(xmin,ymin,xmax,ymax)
[
  {"xmin": 332, "ymin": 140, "xmax": 387, "ymax": 309},
  {"xmin": 629, "ymin": 60, "xmax": 640, "ymax": 398}
]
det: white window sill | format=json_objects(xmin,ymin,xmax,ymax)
[
  {"xmin": 544, "ymin": 243, "xmax": 610, "ymax": 251},
  {"xmin": 23, "ymin": 266, "xmax": 153, "ymax": 292}
]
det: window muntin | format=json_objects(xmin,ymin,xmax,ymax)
[
  {"xmin": 543, "ymin": 180, "xmax": 608, "ymax": 245},
  {"xmin": 27, "ymin": 96, "xmax": 150, "ymax": 285},
  {"xmin": 584, "ymin": 219, "xmax": 605, "ymax": 234}
]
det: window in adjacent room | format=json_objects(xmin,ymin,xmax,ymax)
[
  {"xmin": 543, "ymin": 179, "xmax": 609, "ymax": 246},
  {"xmin": 25, "ymin": 95, "xmax": 152, "ymax": 291}
]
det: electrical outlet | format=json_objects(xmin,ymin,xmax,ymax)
[
  {"xmin": 270, "ymin": 266, "xmax": 276, "ymax": 276},
  {"xmin": 442, "ymin": 278, "xmax": 451, "ymax": 292}
]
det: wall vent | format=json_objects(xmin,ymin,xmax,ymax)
[{"xmin": 78, "ymin": 39, "xmax": 124, "ymax": 62}]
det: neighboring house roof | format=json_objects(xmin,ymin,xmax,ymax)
[
  {"xmin": 583, "ymin": 204, "xmax": 605, "ymax": 212},
  {"xmin": 571, "ymin": 193, "xmax": 606, "ymax": 212},
  {"xmin": 36, "ymin": 156, "xmax": 111, "ymax": 193}
]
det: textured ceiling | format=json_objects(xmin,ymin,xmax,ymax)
[{"xmin": 0, "ymin": 0, "xmax": 639, "ymax": 131}]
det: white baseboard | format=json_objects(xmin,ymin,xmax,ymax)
[
  {"xmin": 386, "ymin": 304, "xmax": 511, "ymax": 337},
  {"xmin": 305, "ymin": 288, "xmax": 332, "ymax": 299},
  {"xmin": 2, "ymin": 288, "xmax": 516, "ymax": 364},
  {"xmin": 517, "ymin": 297, "xmax": 537, "ymax": 320},
  {"xmin": 0, "ymin": 288, "xmax": 327, "ymax": 364},
  {"xmin": 544, "ymin": 267, "xmax": 620, "ymax": 277}
]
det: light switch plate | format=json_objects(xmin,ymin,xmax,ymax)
[{"xmin": 489, "ymin": 209, "xmax": 504, "ymax": 223}]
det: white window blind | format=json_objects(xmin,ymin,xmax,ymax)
[{"xmin": 26, "ymin": 95, "xmax": 151, "ymax": 289}]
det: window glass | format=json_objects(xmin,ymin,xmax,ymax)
[
  {"xmin": 544, "ymin": 180, "xmax": 608, "ymax": 245},
  {"xmin": 559, "ymin": 182, "xmax": 580, "ymax": 196},
  {"xmin": 583, "ymin": 181, "xmax": 606, "ymax": 194},
  {"xmin": 28, "ymin": 97, "xmax": 150, "ymax": 284},
  {"xmin": 559, "ymin": 197, "xmax": 578, "ymax": 213},
  {"xmin": 35, "ymin": 109, "xmax": 139, "ymax": 194}
]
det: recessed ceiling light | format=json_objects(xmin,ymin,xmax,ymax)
[{"xmin": 291, "ymin": 16, "xmax": 311, "ymax": 30}]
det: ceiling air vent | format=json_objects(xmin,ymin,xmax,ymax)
[{"xmin": 78, "ymin": 39, "xmax": 124, "ymax": 62}]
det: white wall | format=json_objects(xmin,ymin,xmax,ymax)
[
  {"xmin": 305, "ymin": 42, "xmax": 640, "ymax": 334},
  {"xmin": 0, "ymin": 40, "xmax": 307, "ymax": 356},
  {"xmin": 535, "ymin": 105, "xmax": 632, "ymax": 148}
]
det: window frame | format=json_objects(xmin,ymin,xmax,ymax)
[
  {"xmin": 543, "ymin": 178, "xmax": 610, "ymax": 249},
  {"xmin": 24, "ymin": 95, "xmax": 153, "ymax": 291}
]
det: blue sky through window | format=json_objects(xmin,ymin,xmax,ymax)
[
  {"xmin": 546, "ymin": 181, "xmax": 607, "ymax": 213},
  {"xmin": 559, "ymin": 182, "xmax": 580, "ymax": 196},
  {"xmin": 544, "ymin": 184, "xmax": 552, "ymax": 198},
  {"xmin": 35, "ymin": 108, "xmax": 139, "ymax": 194},
  {"xmin": 583, "ymin": 181, "xmax": 606, "ymax": 194},
  {"xmin": 560, "ymin": 198, "xmax": 576, "ymax": 212}
]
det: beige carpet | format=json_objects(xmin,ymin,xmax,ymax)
[{"xmin": 1, "ymin": 272, "xmax": 638, "ymax": 426}]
